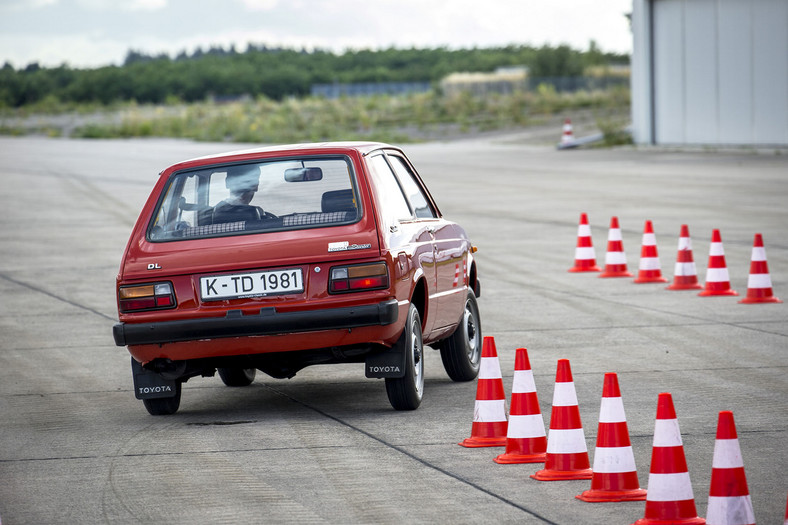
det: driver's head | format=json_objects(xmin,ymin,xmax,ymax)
[{"xmin": 225, "ymin": 165, "xmax": 260, "ymax": 203}]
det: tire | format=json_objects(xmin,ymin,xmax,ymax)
[
  {"xmin": 142, "ymin": 381, "xmax": 182, "ymax": 415},
  {"xmin": 217, "ymin": 367, "xmax": 256, "ymax": 387},
  {"xmin": 385, "ymin": 304, "xmax": 424, "ymax": 410},
  {"xmin": 440, "ymin": 291, "xmax": 482, "ymax": 382}
]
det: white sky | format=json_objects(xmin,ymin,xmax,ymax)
[{"xmin": 0, "ymin": 0, "xmax": 632, "ymax": 69}]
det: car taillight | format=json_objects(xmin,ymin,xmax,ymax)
[
  {"xmin": 329, "ymin": 262, "xmax": 389, "ymax": 293},
  {"xmin": 119, "ymin": 282, "xmax": 176, "ymax": 312}
]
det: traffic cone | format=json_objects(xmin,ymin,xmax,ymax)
[
  {"xmin": 600, "ymin": 216, "xmax": 634, "ymax": 278},
  {"xmin": 561, "ymin": 118, "xmax": 575, "ymax": 146},
  {"xmin": 531, "ymin": 359, "xmax": 592, "ymax": 481},
  {"xmin": 634, "ymin": 220, "xmax": 668, "ymax": 283},
  {"xmin": 577, "ymin": 373, "xmax": 646, "ymax": 502},
  {"xmin": 668, "ymin": 224, "xmax": 703, "ymax": 290},
  {"xmin": 699, "ymin": 229, "xmax": 738, "ymax": 297},
  {"xmin": 569, "ymin": 213, "xmax": 601, "ymax": 272},
  {"xmin": 459, "ymin": 336, "xmax": 507, "ymax": 447},
  {"xmin": 494, "ymin": 348, "xmax": 547, "ymax": 464},
  {"xmin": 784, "ymin": 491, "xmax": 787, "ymax": 525},
  {"xmin": 633, "ymin": 393, "xmax": 705, "ymax": 525},
  {"xmin": 739, "ymin": 233, "xmax": 782, "ymax": 304},
  {"xmin": 706, "ymin": 411, "xmax": 755, "ymax": 525}
]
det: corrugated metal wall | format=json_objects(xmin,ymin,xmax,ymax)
[{"xmin": 631, "ymin": 0, "xmax": 788, "ymax": 146}]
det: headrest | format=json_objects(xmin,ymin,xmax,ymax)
[
  {"xmin": 225, "ymin": 165, "xmax": 260, "ymax": 193},
  {"xmin": 321, "ymin": 189, "xmax": 356, "ymax": 213}
]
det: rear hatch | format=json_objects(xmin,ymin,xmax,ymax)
[{"xmin": 117, "ymin": 154, "xmax": 383, "ymax": 321}]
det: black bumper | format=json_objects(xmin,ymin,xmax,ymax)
[{"xmin": 113, "ymin": 299, "xmax": 399, "ymax": 347}]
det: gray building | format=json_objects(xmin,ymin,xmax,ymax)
[{"xmin": 630, "ymin": 0, "xmax": 788, "ymax": 146}]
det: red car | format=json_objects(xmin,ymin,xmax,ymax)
[{"xmin": 113, "ymin": 142, "xmax": 481, "ymax": 415}]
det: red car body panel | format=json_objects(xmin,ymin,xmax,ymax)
[{"xmin": 114, "ymin": 142, "xmax": 477, "ymax": 372}]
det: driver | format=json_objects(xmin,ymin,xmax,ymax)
[{"xmin": 212, "ymin": 165, "xmax": 269, "ymax": 223}]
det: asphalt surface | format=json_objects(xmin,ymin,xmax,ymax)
[{"xmin": 0, "ymin": 135, "xmax": 786, "ymax": 524}]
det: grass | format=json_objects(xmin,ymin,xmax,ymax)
[{"xmin": 1, "ymin": 85, "xmax": 631, "ymax": 144}]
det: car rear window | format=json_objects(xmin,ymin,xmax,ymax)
[{"xmin": 148, "ymin": 156, "xmax": 360, "ymax": 241}]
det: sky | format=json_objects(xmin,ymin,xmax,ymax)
[{"xmin": 0, "ymin": 0, "xmax": 633, "ymax": 69}]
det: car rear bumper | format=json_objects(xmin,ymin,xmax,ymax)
[{"xmin": 113, "ymin": 299, "xmax": 399, "ymax": 347}]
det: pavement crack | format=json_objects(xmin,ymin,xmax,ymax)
[
  {"xmin": 262, "ymin": 383, "xmax": 560, "ymax": 525},
  {"xmin": 0, "ymin": 272, "xmax": 116, "ymax": 322}
]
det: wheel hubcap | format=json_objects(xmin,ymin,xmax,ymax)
[
  {"xmin": 464, "ymin": 301, "xmax": 480, "ymax": 364},
  {"xmin": 411, "ymin": 313, "xmax": 424, "ymax": 394}
]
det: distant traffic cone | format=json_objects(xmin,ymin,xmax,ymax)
[
  {"xmin": 634, "ymin": 220, "xmax": 668, "ymax": 283},
  {"xmin": 561, "ymin": 118, "xmax": 575, "ymax": 145},
  {"xmin": 600, "ymin": 216, "xmax": 634, "ymax": 278},
  {"xmin": 739, "ymin": 233, "xmax": 782, "ymax": 304},
  {"xmin": 633, "ymin": 393, "xmax": 705, "ymax": 525},
  {"xmin": 705, "ymin": 411, "xmax": 755, "ymax": 525},
  {"xmin": 494, "ymin": 348, "xmax": 547, "ymax": 464},
  {"xmin": 699, "ymin": 229, "xmax": 738, "ymax": 297},
  {"xmin": 531, "ymin": 359, "xmax": 592, "ymax": 481},
  {"xmin": 569, "ymin": 213, "xmax": 601, "ymax": 272},
  {"xmin": 459, "ymin": 336, "xmax": 508, "ymax": 447},
  {"xmin": 577, "ymin": 373, "xmax": 646, "ymax": 502},
  {"xmin": 668, "ymin": 224, "xmax": 703, "ymax": 290}
]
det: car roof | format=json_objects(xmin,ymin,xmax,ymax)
[{"xmin": 168, "ymin": 141, "xmax": 398, "ymax": 172}]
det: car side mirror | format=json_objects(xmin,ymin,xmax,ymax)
[{"xmin": 284, "ymin": 167, "xmax": 323, "ymax": 182}]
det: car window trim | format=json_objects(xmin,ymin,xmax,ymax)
[
  {"xmin": 145, "ymin": 154, "xmax": 363, "ymax": 243},
  {"xmin": 382, "ymin": 150, "xmax": 442, "ymax": 219}
]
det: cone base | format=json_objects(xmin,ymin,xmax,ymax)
[
  {"xmin": 493, "ymin": 451, "xmax": 546, "ymax": 464},
  {"xmin": 667, "ymin": 282, "xmax": 703, "ymax": 290},
  {"xmin": 530, "ymin": 468, "xmax": 592, "ymax": 481},
  {"xmin": 634, "ymin": 276, "xmax": 668, "ymax": 284},
  {"xmin": 599, "ymin": 270, "xmax": 633, "ymax": 278},
  {"xmin": 632, "ymin": 517, "xmax": 705, "ymax": 525},
  {"xmin": 699, "ymin": 289, "xmax": 738, "ymax": 297},
  {"xmin": 739, "ymin": 295, "xmax": 782, "ymax": 304},
  {"xmin": 569, "ymin": 265, "xmax": 601, "ymax": 273},
  {"xmin": 576, "ymin": 488, "xmax": 647, "ymax": 503},
  {"xmin": 459, "ymin": 436, "xmax": 507, "ymax": 448}
]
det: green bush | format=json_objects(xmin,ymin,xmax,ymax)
[{"xmin": 51, "ymin": 85, "xmax": 631, "ymax": 143}]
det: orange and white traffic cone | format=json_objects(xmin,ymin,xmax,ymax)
[
  {"xmin": 739, "ymin": 233, "xmax": 782, "ymax": 304},
  {"xmin": 705, "ymin": 411, "xmax": 755, "ymax": 525},
  {"xmin": 668, "ymin": 224, "xmax": 703, "ymax": 290},
  {"xmin": 577, "ymin": 373, "xmax": 646, "ymax": 502},
  {"xmin": 634, "ymin": 220, "xmax": 668, "ymax": 283},
  {"xmin": 561, "ymin": 118, "xmax": 575, "ymax": 146},
  {"xmin": 494, "ymin": 348, "xmax": 547, "ymax": 464},
  {"xmin": 600, "ymin": 216, "xmax": 633, "ymax": 278},
  {"xmin": 531, "ymin": 359, "xmax": 592, "ymax": 481},
  {"xmin": 700, "ymin": 229, "xmax": 738, "ymax": 297},
  {"xmin": 633, "ymin": 393, "xmax": 705, "ymax": 525},
  {"xmin": 459, "ymin": 336, "xmax": 508, "ymax": 447},
  {"xmin": 569, "ymin": 213, "xmax": 601, "ymax": 272},
  {"xmin": 784, "ymin": 491, "xmax": 787, "ymax": 525}
]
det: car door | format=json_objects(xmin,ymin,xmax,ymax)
[
  {"xmin": 384, "ymin": 151, "xmax": 468, "ymax": 333},
  {"xmin": 366, "ymin": 152, "xmax": 438, "ymax": 328}
]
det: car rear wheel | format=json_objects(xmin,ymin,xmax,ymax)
[
  {"xmin": 217, "ymin": 367, "xmax": 256, "ymax": 387},
  {"xmin": 385, "ymin": 304, "xmax": 424, "ymax": 410},
  {"xmin": 440, "ymin": 291, "xmax": 482, "ymax": 382},
  {"xmin": 142, "ymin": 381, "xmax": 182, "ymax": 415}
]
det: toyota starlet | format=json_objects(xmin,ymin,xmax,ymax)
[{"xmin": 113, "ymin": 142, "xmax": 481, "ymax": 415}]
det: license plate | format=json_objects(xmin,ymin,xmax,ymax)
[{"xmin": 200, "ymin": 268, "xmax": 304, "ymax": 301}]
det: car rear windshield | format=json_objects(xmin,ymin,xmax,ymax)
[{"xmin": 148, "ymin": 156, "xmax": 360, "ymax": 241}]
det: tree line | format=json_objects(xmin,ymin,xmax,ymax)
[{"xmin": 0, "ymin": 43, "xmax": 628, "ymax": 108}]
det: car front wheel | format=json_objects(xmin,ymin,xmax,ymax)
[
  {"xmin": 385, "ymin": 304, "xmax": 424, "ymax": 410},
  {"xmin": 439, "ymin": 291, "xmax": 482, "ymax": 382},
  {"xmin": 142, "ymin": 381, "xmax": 182, "ymax": 415},
  {"xmin": 217, "ymin": 367, "xmax": 256, "ymax": 387}
]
